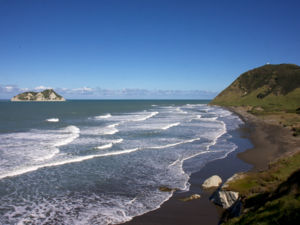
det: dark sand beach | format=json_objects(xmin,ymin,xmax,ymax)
[{"xmin": 124, "ymin": 108, "xmax": 300, "ymax": 225}]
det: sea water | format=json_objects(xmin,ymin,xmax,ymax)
[{"xmin": 0, "ymin": 100, "xmax": 243, "ymax": 224}]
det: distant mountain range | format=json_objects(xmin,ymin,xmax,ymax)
[
  {"xmin": 11, "ymin": 89, "xmax": 65, "ymax": 101},
  {"xmin": 211, "ymin": 64, "xmax": 300, "ymax": 112}
]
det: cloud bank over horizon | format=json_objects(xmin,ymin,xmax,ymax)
[{"xmin": 0, "ymin": 84, "xmax": 217, "ymax": 100}]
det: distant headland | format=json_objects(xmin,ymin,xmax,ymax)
[
  {"xmin": 210, "ymin": 63, "xmax": 300, "ymax": 112},
  {"xmin": 11, "ymin": 89, "xmax": 66, "ymax": 102}
]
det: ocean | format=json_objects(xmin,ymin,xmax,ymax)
[{"xmin": 0, "ymin": 100, "xmax": 243, "ymax": 224}]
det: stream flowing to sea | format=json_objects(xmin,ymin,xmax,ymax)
[{"xmin": 0, "ymin": 100, "xmax": 243, "ymax": 224}]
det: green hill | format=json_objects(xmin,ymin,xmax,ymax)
[
  {"xmin": 211, "ymin": 64, "xmax": 300, "ymax": 112},
  {"xmin": 223, "ymin": 153, "xmax": 300, "ymax": 225}
]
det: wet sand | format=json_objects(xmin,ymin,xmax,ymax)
[
  {"xmin": 230, "ymin": 107, "xmax": 300, "ymax": 171},
  {"xmin": 123, "ymin": 107, "xmax": 300, "ymax": 225}
]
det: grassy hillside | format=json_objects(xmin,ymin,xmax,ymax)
[
  {"xmin": 211, "ymin": 64, "xmax": 300, "ymax": 112},
  {"xmin": 223, "ymin": 152, "xmax": 300, "ymax": 225}
]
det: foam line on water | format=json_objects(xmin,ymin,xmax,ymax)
[
  {"xmin": 168, "ymin": 159, "xmax": 180, "ymax": 167},
  {"xmin": 176, "ymin": 107, "xmax": 188, "ymax": 114},
  {"xmin": 54, "ymin": 126, "xmax": 80, "ymax": 147},
  {"xmin": 94, "ymin": 114, "xmax": 112, "ymax": 119},
  {"xmin": 94, "ymin": 143, "xmax": 113, "ymax": 150},
  {"xmin": 111, "ymin": 138, "xmax": 123, "ymax": 144},
  {"xmin": 200, "ymin": 117, "xmax": 218, "ymax": 121},
  {"xmin": 161, "ymin": 122, "xmax": 180, "ymax": 130},
  {"xmin": 103, "ymin": 127, "xmax": 118, "ymax": 135},
  {"xmin": 33, "ymin": 148, "xmax": 60, "ymax": 161},
  {"xmin": 0, "ymin": 136, "xmax": 202, "ymax": 179},
  {"xmin": 81, "ymin": 124, "xmax": 119, "ymax": 136},
  {"xmin": 132, "ymin": 111, "xmax": 159, "ymax": 121},
  {"xmin": 46, "ymin": 118, "xmax": 59, "ymax": 122},
  {"xmin": 148, "ymin": 137, "xmax": 201, "ymax": 149},
  {"xmin": 169, "ymin": 118, "xmax": 228, "ymax": 192},
  {"xmin": 0, "ymin": 148, "xmax": 141, "ymax": 179},
  {"xmin": 107, "ymin": 123, "xmax": 119, "ymax": 128}
]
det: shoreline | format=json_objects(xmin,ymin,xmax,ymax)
[
  {"xmin": 123, "ymin": 107, "xmax": 300, "ymax": 225},
  {"xmin": 123, "ymin": 109, "xmax": 252, "ymax": 225},
  {"xmin": 230, "ymin": 107, "xmax": 300, "ymax": 172}
]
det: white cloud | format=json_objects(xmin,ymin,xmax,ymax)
[
  {"xmin": 0, "ymin": 85, "xmax": 19, "ymax": 93},
  {"xmin": 20, "ymin": 87, "xmax": 30, "ymax": 92},
  {"xmin": 34, "ymin": 85, "xmax": 52, "ymax": 91},
  {"xmin": 0, "ymin": 84, "xmax": 218, "ymax": 99},
  {"xmin": 72, "ymin": 87, "xmax": 93, "ymax": 93},
  {"xmin": 4, "ymin": 86, "xmax": 14, "ymax": 92}
]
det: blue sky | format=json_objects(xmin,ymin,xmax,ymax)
[{"xmin": 0, "ymin": 0, "xmax": 300, "ymax": 99}]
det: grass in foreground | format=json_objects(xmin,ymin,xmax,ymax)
[{"xmin": 223, "ymin": 152, "xmax": 300, "ymax": 224}]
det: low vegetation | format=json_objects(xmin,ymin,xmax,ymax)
[
  {"xmin": 223, "ymin": 152, "xmax": 300, "ymax": 224},
  {"xmin": 211, "ymin": 64, "xmax": 300, "ymax": 224},
  {"xmin": 211, "ymin": 64, "xmax": 300, "ymax": 113}
]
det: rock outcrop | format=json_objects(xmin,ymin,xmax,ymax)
[
  {"xmin": 11, "ymin": 89, "xmax": 65, "ymax": 101},
  {"xmin": 159, "ymin": 186, "xmax": 178, "ymax": 192},
  {"xmin": 209, "ymin": 174, "xmax": 241, "ymax": 209},
  {"xmin": 202, "ymin": 175, "xmax": 222, "ymax": 189},
  {"xmin": 179, "ymin": 194, "xmax": 201, "ymax": 202},
  {"xmin": 210, "ymin": 189, "xmax": 239, "ymax": 209}
]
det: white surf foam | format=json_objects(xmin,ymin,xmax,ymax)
[
  {"xmin": 46, "ymin": 118, "xmax": 59, "ymax": 122},
  {"xmin": 0, "ymin": 147, "xmax": 140, "ymax": 179},
  {"xmin": 103, "ymin": 124, "xmax": 119, "ymax": 135},
  {"xmin": 94, "ymin": 143, "xmax": 113, "ymax": 150},
  {"xmin": 95, "ymin": 114, "xmax": 112, "ymax": 119},
  {"xmin": 200, "ymin": 116, "xmax": 218, "ymax": 121},
  {"xmin": 0, "ymin": 134, "xmax": 201, "ymax": 179},
  {"xmin": 54, "ymin": 126, "xmax": 80, "ymax": 147},
  {"xmin": 168, "ymin": 159, "xmax": 180, "ymax": 167},
  {"xmin": 0, "ymin": 125, "xmax": 81, "ymax": 179},
  {"xmin": 132, "ymin": 111, "xmax": 159, "ymax": 122},
  {"xmin": 176, "ymin": 107, "xmax": 188, "ymax": 114},
  {"xmin": 111, "ymin": 138, "xmax": 123, "ymax": 144},
  {"xmin": 149, "ymin": 137, "xmax": 201, "ymax": 149},
  {"xmin": 83, "ymin": 123, "xmax": 119, "ymax": 136},
  {"xmin": 161, "ymin": 122, "xmax": 180, "ymax": 130},
  {"xmin": 33, "ymin": 148, "xmax": 60, "ymax": 162},
  {"xmin": 0, "ymin": 104, "xmax": 246, "ymax": 225}
]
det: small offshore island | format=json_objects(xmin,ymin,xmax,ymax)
[{"xmin": 11, "ymin": 89, "xmax": 66, "ymax": 102}]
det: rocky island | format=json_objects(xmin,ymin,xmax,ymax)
[{"xmin": 11, "ymin": 89, "xmax": 66, "ymax": 102}]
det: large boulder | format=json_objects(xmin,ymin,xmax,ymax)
[
  {"xmin": 210, "ymin": 190, "xmax": 239, "ymax": 209},
  {"xmin": 202, "ymin": 175, "xmax": 222, "ymax": 189}
]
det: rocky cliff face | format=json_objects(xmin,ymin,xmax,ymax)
[{"xmin": 11, "ymin": 89, "xmax": 66, "ymax": 101}]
